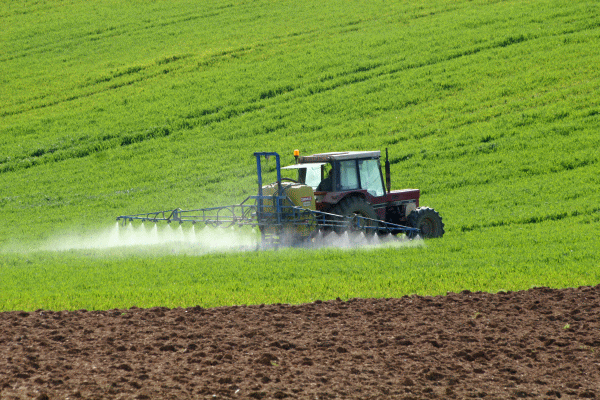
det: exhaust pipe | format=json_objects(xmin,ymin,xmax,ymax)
[{"xmin": 385, "ymin": 148, "xmax": 391, "ymax": 193}]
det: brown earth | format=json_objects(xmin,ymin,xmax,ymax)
[{"xmin": 1, "ymin": 285, "xmax": 599, "ymax": 400}]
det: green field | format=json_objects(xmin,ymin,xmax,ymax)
[{"xmin": 1, "ymin": 0, "xmax": 599, "ymax": 311}]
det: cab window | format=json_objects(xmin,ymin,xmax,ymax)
[
  {"xmin": 338, "ymin": 160, "xmax": 359, "ymax": 191},
  {"xmin": 303, "ymin": 164, "xmax": 323, "ymax": 190},
  {"xmin": 316, "ymin": 163, "xmax": 333, "ymax": 191},
  {"xmin": 358, "ymin": 159, "xmax": 385, "ymax": 196}
]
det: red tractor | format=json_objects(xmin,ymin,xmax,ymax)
[{"xmin": 282, "ymin": 149, "xmax": 444, "ymax": 238}]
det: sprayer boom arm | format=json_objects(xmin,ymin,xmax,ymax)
[{"xmin": 117, "ymin": 201, "xmax": 419, "ymax": 235}]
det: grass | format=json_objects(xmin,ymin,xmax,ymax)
[
  {"xmin": 1, "ymin": 214, "xmax": 598, "ymax": 311},
  {"xmin": 1, "ymin": 0, "xmax": 599, "ymax": 311}
]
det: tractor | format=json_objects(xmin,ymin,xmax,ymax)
[
  {"xmin": 281, "ymin": 149, "xmax": 444, "ymax": 238},
  {"xmin": 116, "ymin": 150, "xmax": 444, "ymax": 248}
]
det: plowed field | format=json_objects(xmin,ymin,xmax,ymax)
[{"xmin": 1, "ymin": 286, "xmax": 599, "ymax": 399}]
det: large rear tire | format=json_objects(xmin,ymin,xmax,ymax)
[
  {"xmin": 331, "ymin": 197, "xmax": 378, "ymax": 233},
  {"xmin": 408, "ymin": 207, "xmax": 444, "ymax": 238}
]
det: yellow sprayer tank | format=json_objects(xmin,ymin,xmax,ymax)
[{"xmin": 260, "ymin": 182, "xmax": 317, "ymax": 239}]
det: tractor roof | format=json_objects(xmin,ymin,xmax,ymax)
[{"xmin": 298, "ymin": 151, "xmax": 380, "ymax": 164}]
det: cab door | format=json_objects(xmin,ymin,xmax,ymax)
[{"xmin": 357, "ymin": 159, "xmax": 385, "ymax": 197}]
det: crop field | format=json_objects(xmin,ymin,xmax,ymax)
[{"xmin": 1, "ymin": 0, "xmax": 600, "ymax": 312}]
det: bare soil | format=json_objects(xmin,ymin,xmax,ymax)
[{"xmin": 1, "ymin": 285, "xmax": 599, "ymax": 400}]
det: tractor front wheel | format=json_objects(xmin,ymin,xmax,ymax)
[{"xmin": 408, "ymin": 207, "xmax": 445, "ymax": 238}]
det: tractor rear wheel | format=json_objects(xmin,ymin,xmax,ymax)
[
  {"xmin": 408, "ymin": 207, "xmax": 444, "ymax": 238},
  {"xmin": 331, "ymin": 197, "xmax": 378, "ymax": 233}
]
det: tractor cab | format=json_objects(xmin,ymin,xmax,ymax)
[
  {"xmin": 284, "ymin": 151, "xmax": 385, "ymax": 196},
  {"xmin": 281, "ymin": 153, "xmax": 385, "ymax": 226}
]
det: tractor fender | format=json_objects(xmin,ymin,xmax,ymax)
[{"xmin": 315, "ymin": 190, "xmax": 370, "ymax": 212}]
